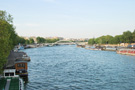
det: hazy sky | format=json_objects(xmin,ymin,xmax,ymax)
[{"xmin": 1, "ymin": 0, "xmax": 135, "ymax": 38}]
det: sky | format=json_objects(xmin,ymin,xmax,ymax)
[{"xmin": 0, "ymin": 0, "xmax": 135, "ymax": 38}]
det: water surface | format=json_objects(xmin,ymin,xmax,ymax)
[{"xmin": 23, "ymin": 45, "xmax": 135, "ymax": 90}]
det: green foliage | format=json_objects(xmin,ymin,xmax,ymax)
[
  {"xmin": 113, "ymin": 35, "xmax": 123, "ymax": 44},
  {"xmin": 36, "ymin": 37, "xmax": 59, "ymax": 43},
  {"xmin": 0, "ymin": 10, "xmax": 16, "ymax": 73},
  {"xmin": 16, "ymin": 36, "xmax": 26, "ymax": 44},
  {"xmin": 92, "ymin": 35, "xmax": 114, "ymax": 44},
  {"xmin": 122, "ymin": 30, "xmax": 132, "ymax": 43},
  {"xmin": 36, "ymin": 37, "xmax": 45, "ymax": 43},
  {"xmin": 25, "ymin": 40, "xmax": 30, "ymax": 44},
  {"xmin": 88, "ymin": 30, "xmax": 135, "ymax": 45},
  {"xmin": 29, "ymin": 38, "xmax": 34, "ymax": 44},
  {"xmin": 45, "ymin": 38, "xmax": 59, "ymax": 43},
  {"xmin": 0, "ymin": 20, "xmax": 11, "ymax": 72},
  {"xmin": 88, "ymin": 38, "xmax": 95, "ymax": 45},
  {"xmin": 0, "ymin": 10, "xmax": 13, "ymax": 23},
  {"xmin": 132, "ymin": 30, "xmax": 135, "ymax": 43}
]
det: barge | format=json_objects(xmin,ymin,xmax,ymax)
[
  {"xmin": 5, "ymin": 51, "xmax": 29, "ymax": 77},
  {"xmin": 117, "ymin": 49, "xmax": 135, "ymax": 56}
]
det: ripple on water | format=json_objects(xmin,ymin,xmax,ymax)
[{"xmin": 23, "ymin": 45, "xmax": 135, "ymax": 90}]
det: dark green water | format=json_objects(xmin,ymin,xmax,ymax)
[{"xmin": 23, "ymin": 45, "xmax": 135, "ymax": 90}]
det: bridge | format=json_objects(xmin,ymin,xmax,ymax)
[
  {"xmin": 26, "ymin": 40, "xmax": 87, "ymax": 48},
  {"xmin": 53, "ymin": 40, "xmax": 76, "ymax": 45}
]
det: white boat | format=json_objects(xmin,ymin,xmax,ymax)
[
  {"xmin": 22, "ymin": 54, "xmax": 31, "ymax": 61},
  {"xmin": 0, "ymin": 69, "xmax": 24, "ymax": 90},
  {"xmin": 18, "ymin": 46, "xmax": 24, "ymax": 50},
  {"xmin": 18, "ymin": 43, "xmax": 24, "ymax": 50}
]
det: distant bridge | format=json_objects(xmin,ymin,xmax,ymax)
[
  {"xmin": 53, "ymin": 40, "xmax": 75, "ymax": 45},
  {"xmin": 27, "ymin": 40, "xmax": 88, "ymax": 48}
]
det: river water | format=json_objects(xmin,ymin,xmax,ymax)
[{"xmin": 23, "ymin": 45, "xmax": 135, "ymax": 90}]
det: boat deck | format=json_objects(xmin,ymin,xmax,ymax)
[
  {"xmin": 5, "ymin": 79, "xmax": 11, "ymax": 90},
  {"xmin": 0, "ymin": 78, "xmax": 7, "ymax": 90},
  {"xmin": 0, "ymin": 77, "xmax": 19, "ymax": 90}
]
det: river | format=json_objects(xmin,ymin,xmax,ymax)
[{"xmin": 23, "ymin": 45, "xmax": 135, "ymax": 90}]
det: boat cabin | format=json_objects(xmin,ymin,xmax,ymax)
[
  {"xmin": 15, "ymin": 60, "xmax": 28, "ymax": 76},
  {"xmin": 4, "ymin": 69, "xmax": 18, "ymax": 77}
]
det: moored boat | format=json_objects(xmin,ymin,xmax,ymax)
[
  {"xmin": 0, "ymin": 69, "xmax": 24, "ymax": 90},
  {"xmin": 117, "ymin": 49, "xmax": 135, "ymax": 56},
  {"xmin": 103, "ymin": 46, "xmax": 117, "ymax": 51},
  {"xmin": 18, "ymin": 43, "xmax": 24, "ymax": 50}
]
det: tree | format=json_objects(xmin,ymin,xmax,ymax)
[
  {"xmin": 104, "ymin": 35, "xmax": 114, "ymax": 44},
  {"xmin": 88, "ymin": 34, "xmax": 124, "ymax": 44},
  {"xmin": 29, "ymin": 38, "xmax": 34, "ymax": 44},
  {"xmin": 36, "ymin": 37, "xmax": 59, "ymax": 43},
  {"xmin": 16, "ymin": 36, "xmax": 26, "ymax": 44},
  {"xmin": 36, "ymin": 37, "xmax": 45, "ymax": 43},
  {"xmin": 132, "ymin": 30, "xmax": 135, "ymax": 43},
  {"xmin": 0, "ymin": 10, "xmax": 20, "ymax": 73},
  {"xmin": 0, "ymin": 10, "xmax": 13, "ymax": 23},
  {"xmin": 25, "ymin": 40, "xmax": 30, "ymax": 44},
  {"xmin": 0, "ymin": 10, "xmax": 16, "ymax": 73},
  {"xmin": 88, "ymin": 38, "xmax": 95, "ymax": 45},
  {"xmin": 122, "ymin": 30, "xmax": 132, "ymax": 43},
  {"xmin": 45, "ymin": 38, "xmax": 59, "ymax": 43},
  {"xmin": 0, "ymin": 20, "xmax": 11, "ymax": 73}
]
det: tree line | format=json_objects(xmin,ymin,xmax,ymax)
[
  {"xmin": 88, "ymin": 30, "xmax": 135, "ymax": 45},
  {"xmin": 16, "ymin": 37, "xmax": 35, "ymax": 45},
  {"xmin": 0, "ymin": 10, "xmax": 22, "ymax": 73},
  {"xmin": 17, "ymin": 37, "xmax": 59, "ymax": 44},
  {"xmin": 36, "ymin": 37, "xmax": 59, "ymax": 43}
]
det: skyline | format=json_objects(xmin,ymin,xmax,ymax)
[{"xmin": 1, "ymin": 0, "xmax": 135, "ymax": 38}]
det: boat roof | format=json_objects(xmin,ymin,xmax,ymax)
[
  {"xmin": 5, "ymin": 51, "xmax": 27, "ymax": 68},
  {"xmin": 4, "ymin": 69, "xmax": 16, "ymax": 73}
]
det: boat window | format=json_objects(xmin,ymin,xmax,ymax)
[
  {"xmin": 16, "ymin": 70, "xmax": 19, "ymax": 73},
  {"xmin": 18, "ymin": 64, "xmax": 20, "ymax": 67},
  {"xmin": 17, "ymin": 63, "xmax": 26, "ymax": 67},
  {"xmin": 5, "ymin": 73, "xmax": 9, "ymax": 76},
  {"xmin": 10, "ymin": 73, "xmax": 14, "ymax": 76},
  {"xmin": 22, "ymin": 63, "xmax": 25, "ymax": 67}
]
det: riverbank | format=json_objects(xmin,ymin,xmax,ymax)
[{"xmin": 77, "ymin": 43, "xmax": 135, "ymax": 56}]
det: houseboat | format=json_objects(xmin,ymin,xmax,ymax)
[
  {"xmin": 102, "ymin": 46, "xmax": 117, "ymax": 51},
  {"xmin": 117, "ymin": 49, "xmax": 135, "ymax": 56},
  {"xmin": 5, "ymin": 51, "xmax": 28, "ymax": 77},
  {"xmin": 15, "ymin": 60, "xmax": 28, "ymax": 77},
  {"xmin": 77, "ymin": 44, "xmax": 85, "ymax": 48},
  {"xmin": 85, "ymin": 45, "xmax": 103, "ymax": 51}
]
